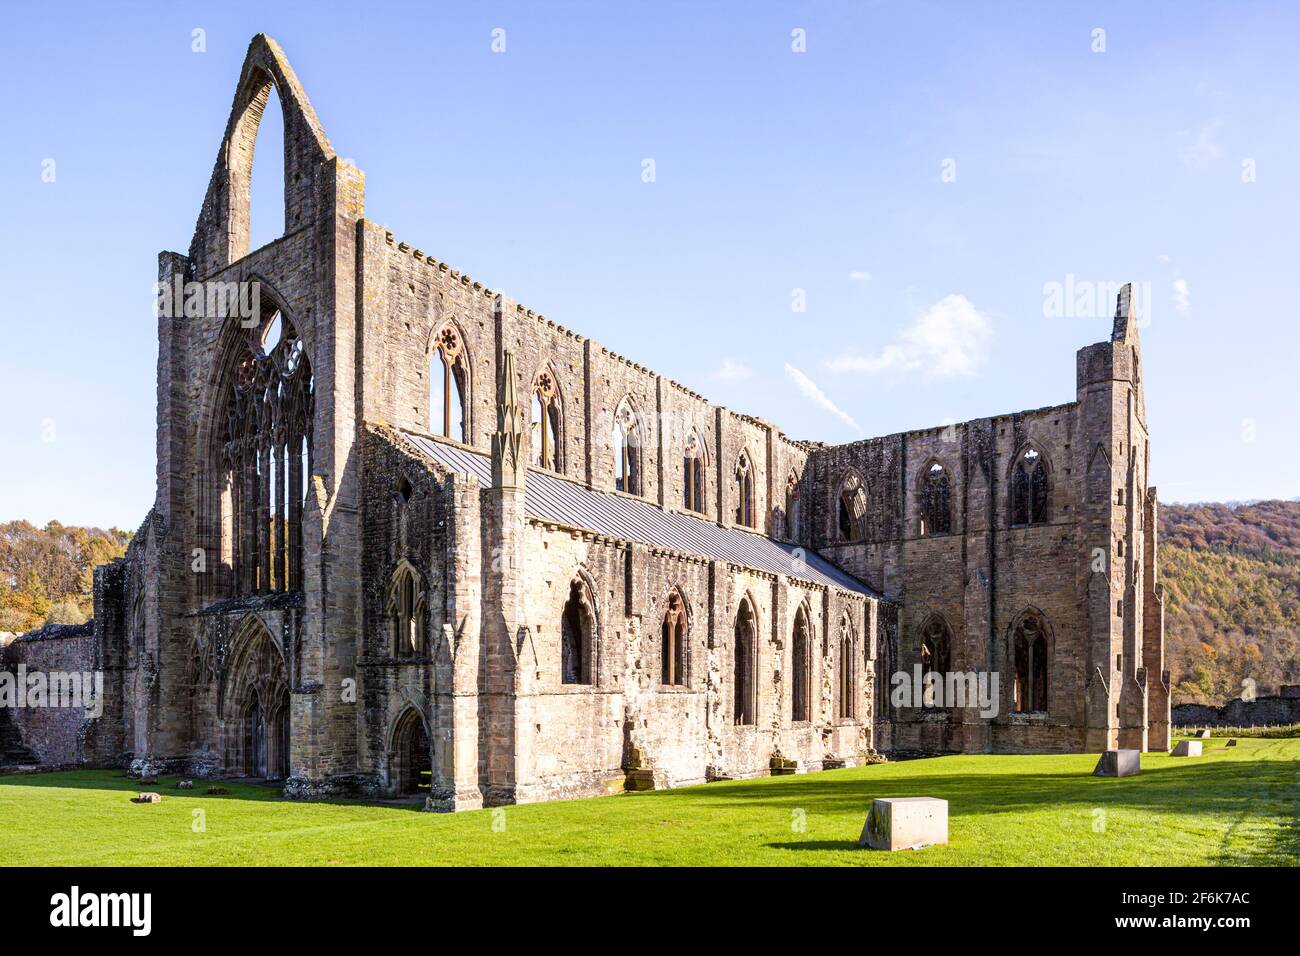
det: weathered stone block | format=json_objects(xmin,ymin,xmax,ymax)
[
  {"xmin": 1092, "ymin": 749, "xmax": 1140, "ymax": 777},
  {"xmin": 1171, "ymin": 740, "xmax": 1202, "ymax": 757},
  {"xmin": 1226, "ymin": 738, "xmax": 1237, "ymax": 747},
  {"xmin": 1196, "ymin": 729, "xmax": 1211, "ymax": 739},
  {"xmin": 134, "ymin": 792, "xmax": 161, "ymax": 803},
  {"xmin": 859, "ymin": 797, "xmax": 948, "ymax": 851}
]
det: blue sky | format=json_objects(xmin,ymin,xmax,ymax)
[{"xmin": 2, "ymin": 1, "xmax": 1297, "ymax": 528}]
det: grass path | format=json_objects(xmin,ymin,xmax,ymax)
[{"xmin": 2, "ymin": 736, "xmax": 1296, "ymax": 866}]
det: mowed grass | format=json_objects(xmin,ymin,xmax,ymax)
[{"xmin": 3, "ymin": 736, "xmax": 1296, "ymax": 866}]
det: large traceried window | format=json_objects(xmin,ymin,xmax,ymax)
[
  {"xmin": 1011, "ymin": 447, "xmax": 1049, "ymax": 526},
  {"xmin": 1013, "ymin": 612, "xmax": 1049, "ymax": 713},
  {"xmin": 837, "ymin": 472, "xmax": 867, "ymax": 542},
  {"xmin": 919, "ymin": 462, "xmax": 952, "ymax": 536},
  {"xmin": 735, "ymin": 452, "xmax": 755, "ymax": 528},
  {"xmin": 561, "ymin": 578, "xmax": 595, "ymax": 685},
  {"xmin": 531, "ymin": 367, "xmax": 561, "ymax": 471},
  {"xmin": 683, "ymin": 431, "xmax": 706, "ymax": 514},
  {"xmin": 429, "ymin": 323, "xmax": 468, "ymax": 442},
  {"xmin": 221, "ymin": 309, "xmax": 313, "ymax": 595},
  {"xmin": 733, "ymin": 597, "xmax": 757, "ymax": 725},
  {"xmin": 661, "ymin": 588, "xmax": 687, "ymax": 686},
  {"xmin": 613, "ymin": 399, "xmax": 642, "ymax": 495},
  {"xmin": 791, "ymin": 603, "xmax": 812, "ymax": 722}
]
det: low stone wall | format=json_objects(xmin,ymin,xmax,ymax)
[
  {"xmin": 1, "ymin": 623, "xmax": 99, "ymax": 766},
  {"xmin": 1172, "ymin": 695, "xmax": 1300, "ymax": 727}
]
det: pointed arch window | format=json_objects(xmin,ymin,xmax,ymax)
[
  {"xmin": 220, "ymin": 307, "xmax": 313, "ymax": 596},
  {"xmin": 531, "ymin": 368, "xmax": 561, "ymax": 471},
  {"xmin": 791, "ymin": 604, "xmax": 812, "ymax": 722},
  {"xmin": 837, "ymin": 615, "xmax": 857, "ymax": 720},
  {"xmin": 735, "ymin": 452, "xmax": 755, "ymax": 528},
  {"xmin": 661, "ymin": 589, "xmax": 688, "ymax": 686},
  {"xmin": 561, "ymin": 578, "xmax": 595, "ymax": 685},
  {"xmin": 837, "ymin": 472, "xmax": 867, "ymax": 542},
  {"xmin": 683, "ymin": 431, "xmax": 707, "ymax": 514},
  {"xmin": 429, "ymin": 324, "xmax": 468, "ymax": 442},
  {"xmin": 785, "ymin": 472, "xmax": 801, "ymax": 542},
  {"xmin": 920, "ymin": 616, "xmax": 952, "ymax": 706},
  {"xmin": 919, "ymin": 462, "xmax": 952, "ymax": 535},
  {"xmin": 386, "ymin": 563, "xmax": 427, "ymax": 657},
  {"xmin": 1013, "ymin": 612, "xmax": 1049, "ymax": 713},
  {"xmin": 613, "ymin": 400, "xmax": 642, "ymax": 495},
  {"xmin": 1011, "ymin": 447, "xmax": 1049, "ymax": 526},
  {"xmin": 733, "ymin": 598, "xmax": 757, "ymax": 725}
]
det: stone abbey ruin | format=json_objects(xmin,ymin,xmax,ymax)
[{"xmin": 0, "ymin": 36, "xmax": 1168, "ymax": 807}]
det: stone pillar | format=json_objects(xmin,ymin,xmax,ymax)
[{"xmin": 481, "ymin": 339, "xmax": 530, "ymax": 805}]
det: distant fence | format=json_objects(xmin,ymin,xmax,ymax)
[{"xmin": 1172, "ymin": 723, "xmax": 1300, "ymax": 739}]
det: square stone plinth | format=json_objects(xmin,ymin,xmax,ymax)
[
  {"xmin": 1197, "ymin": 729, "xmax": 1212, "ymax": 739},
  {"xmin": 1171, "ymin": 740, "xmax": 1203, "ymax": 757},
  {"xmin": 1092, "ymin": 749, "xmax": 1141, "ymax": 777},
  {"xmin": 859, "ymin": 797, "xmax": 948, "ymax": 851}
]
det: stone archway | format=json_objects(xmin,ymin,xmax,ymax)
[
  {"xmin": 391, "ymin": 708, "xmax": 431, "ymax": 795},
  {"xmin": 223, "ymin": 618, "xmax": 290, "ymax": 779}
]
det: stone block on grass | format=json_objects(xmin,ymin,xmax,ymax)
[
  {"xmin": 133, "ymin": 792, "xmax": 161, "ymax": 804},
  {"xmin": 859, "ymin": 797, "xmax": 948, "ymax": 851},
  {"xmin": 1197, "ymin": 729, "xmax": 1212, "ymax": 739},
  {"xmin": 1226, "ymin": 739, "xmax": 1238, "ymax": 747},
  {"xmin": 1092, "ymin": 749, "xmax": 1140, "ymax": 777},
  {"xmin": 1171, "ymin": 740, "xmax": 1203, "ymax": 757}
]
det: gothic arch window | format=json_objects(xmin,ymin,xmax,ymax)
[
  {"xmin": 386, "ymin": 562, "xmax": 427, "ymax": 657},
  {"xmin": 837, "ymin": 614, "xmax": 857, "ymax": 720},
  {"xmin": 733, "ymin": 597, "xmax": 758, "ymax": 725},
  {"xmin": 661, "ymin": 589, "xmax": 688, "ymax": 686},
  {"xmin": 837, "ymin": 471, "xmax": 867, "ymax": 542},
  {"xmin": 735, "ymin": 452, "xmax": 755, "ymax": 528},
  {"xmin": 219, "ymin": 305, "xmax": 313, "ymax": 596},
  {"xmin": 1012, "ymin": 611, "xmax": 1049, "ymax": 713},
  {"xmin": 683, "ymin": 431, "xmax": 707, "ymax": 514},
  {"xmin": 1010, "ymin": 447, "xmax": 1049, "ymax": 526},
  {"xmin": 785, "ymin": 472, "xmax": 801, "ymax": 541},
  {"xmin": 561, "ymin": 577, "xmax": 596, "ymax": 685},
  {"xmin": 530, "ymin": 367, "xmax": 562, "ymax": 471},
  {"xmin": 791, "ymin": 603, "xmax": 812, "ymax": 722},
  {"xmin": 612, "ymin": 399, "xmax": 643, "ymax": 496},
  {"xmin": 429, "ymin": 322, "xmax": 469, "ymax": 442},
  {"xmin": 919, "ymin": 461, "xmax": 952, "ymax": 536},
  {"xmin": 920, "ymin": 615, "xmax": 952, "ymax": 706}
]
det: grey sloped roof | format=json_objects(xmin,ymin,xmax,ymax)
[{"xmin": 399, "ymin": 432, "xmax": 880, "ymax": 599}]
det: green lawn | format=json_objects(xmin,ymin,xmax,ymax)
[{"xmin": 3, "ymin": 736, "xmax": 1296, "ymax": 866}]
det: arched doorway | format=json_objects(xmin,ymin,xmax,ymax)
[{"xmin": 392, "ymin": 708, "xmax": 431, "ymax": 795}]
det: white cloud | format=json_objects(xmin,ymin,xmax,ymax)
[
  {"xmin": 783, "ymin": 363, "xmax": 862, "ymax": 433},
  {"xmin": 1157, "ymin": 253, "xmax": 1170, "ymax": 264},
  {"xmin": 825, "ymin": 294, "xmax": 993, "ymax": 380},
  {"xmin": 1172, "ymin": 277, "xmax": 1190, "ymax": 314},
  {"xmin": 848, "ymin": 270, "xmax": 872, "ymax": 282},
  {"xmin": 1178, "ymin": 118, "xmax": 1224, "ymax": 168},
  {"xmin": 710, "ymin": 357, "xmax": 752, "ymax": 381}
]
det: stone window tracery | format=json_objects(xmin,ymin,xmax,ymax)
[
  {"xmin": 429, "ymin": 323, "xmax": 468, "ymax": 442},
  {"xmin": 531, "ymin": 368, "xmax": 561, "ymax": 471},
  {"xmin": 661, "ymin": 589, "xmax": 687, "ymax": 686},
  {"xmin": 386, "ymin": 563, "xmax": 427, "ymax": 657},
  {"xmin": 919, "ymin": 462, "xmax": 951, "ymax": 536},
  {"xmin": 791, "ymin": 604, "xmax": 812, "ymax": 722},
  {"xmin": 733, "ymin": 598, "xmax": 757, "ymax": 725},
  {"xmin": 735, "ymin": 452, "xmax": 755, "ymax": 528},
  {"xmin": 1013, "ymin": 612, "xmax": 1049, "ymax": 713},
  {"xmin": 1011, "ymin": 447, "xmax": 1049, "ymax": 526},
  {"xmin": 221, "ymin": 309, "xmax": 312, "ymax": 595},
  {"xmin": 683, "ymin": 431, "xmax": 706, "ymax": 514},
  {"xmin": 838, "ymin": 472, "xmax": 867, "ymax": 542},
  {"xmin": 613, "ymin": 399, "xmax": 642, "ymax": 496}
]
